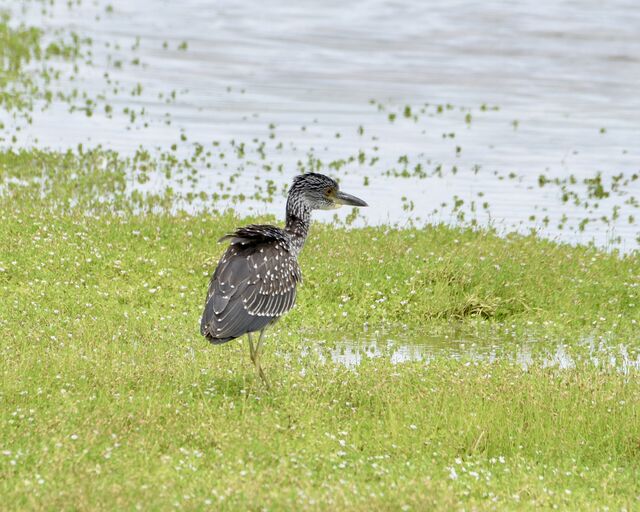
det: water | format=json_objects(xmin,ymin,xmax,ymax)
[
  {"xmin": 5, "ymin": 0, "xmax": 640, "ymax": 250},
  {"xmin": 296, "ymin": 330, "xmax": 640, "ymax": 372}
]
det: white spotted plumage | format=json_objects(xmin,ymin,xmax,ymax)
[{"xmin": 200, "ymin": 173, "xmax": 365, "ymax": 345}]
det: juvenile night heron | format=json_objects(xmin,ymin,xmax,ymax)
[{"xmin": 200, "ymin": 173, "xmax": 367, "ymax": 386}]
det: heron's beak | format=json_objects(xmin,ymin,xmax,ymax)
[{"xmin": 334, "ymin": 190, "xmax": 368, "ymax": 207}]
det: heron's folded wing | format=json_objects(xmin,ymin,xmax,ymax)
[{"xmin": 201, "ymin": 230, "xmax": 301, "ymax": 341}]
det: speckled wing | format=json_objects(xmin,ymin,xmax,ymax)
[{"xmin": 200, "ymin": 225, "xmax": 302, "ymax": 344}]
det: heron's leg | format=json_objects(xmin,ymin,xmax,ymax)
[
  {"xmin": 247, "ymin": 332, "xmax": 256, "ymax": 363},
  {"xmin": 255, "ymin": 328, "xmax": 266, "ymax": 357},
  {"xmin": 253, "ymin": 328, "xmax": 270, "ymax": 389}
]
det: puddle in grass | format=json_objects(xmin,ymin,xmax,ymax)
[{"xmin": 296, "ymin": 330, "xmax": 640, "ymax": 372}]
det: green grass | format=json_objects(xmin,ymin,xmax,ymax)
[
  {"xmin": 1, "ymin": 148, "xmax": 640, "ymax": 510},
  {"xmin": 1, "ymin": 145, "xmax": 638, "ymax": 338},
  {"xmin": 2, "ymin": 350, "xmax": 639, "ymax": 510},
  {"xmin": 0, "ymin": 7, "xmax": 639, "ymax": 507}
]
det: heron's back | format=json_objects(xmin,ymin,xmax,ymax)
[{"xmin": 200, "ymin": 225, "xmax": 302, "ymax": 343}]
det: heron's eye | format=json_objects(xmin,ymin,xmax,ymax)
[{"xmin": 325, "ymin": 187, "xmax": 334, "ymax": 197}]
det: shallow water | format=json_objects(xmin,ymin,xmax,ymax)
[
  {"xmin": 299, "ymin": 330, "xmax": 640, "ymax": 372},
  {"xmin": 5, "ymin": 0, "xmax": 640, "ymax": 250}
]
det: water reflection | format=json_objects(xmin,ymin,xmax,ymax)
[{"xmin": 299, "ymin": 331, "xmax": 640, "ymax": 372}]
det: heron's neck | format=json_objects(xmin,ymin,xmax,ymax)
[{"xmin": 285, "ymin": 196, "xmax": 311, "ymax": 255}]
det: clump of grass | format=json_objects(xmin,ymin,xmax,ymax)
[{"xmin": 296, "ymin": 224, "xmax": 639, "ymax": 339}]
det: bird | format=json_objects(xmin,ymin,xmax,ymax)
[{"xmin": 200, "ymin": 173, "xmax": 367, "ymax": 387}]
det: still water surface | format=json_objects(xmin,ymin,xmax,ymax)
[
  {"xmin": 9, "ymin": 0, "xmax": 639, "ymax": 251},
  {"xmin": 297, "ymin": 330, "xmax": 640, "ymax": 372}
]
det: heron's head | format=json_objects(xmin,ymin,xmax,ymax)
[{"xmin": 288, "ymin": 173, "xmax": 368, "ymax": 212}]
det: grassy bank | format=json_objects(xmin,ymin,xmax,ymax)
[
  {"xmin": 1, "ymin": 158, "xmax": 639, "ymax": 339},
  {"xmin": 1, "ymin": 147, "xmax": 640, "ymax": 509}
]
